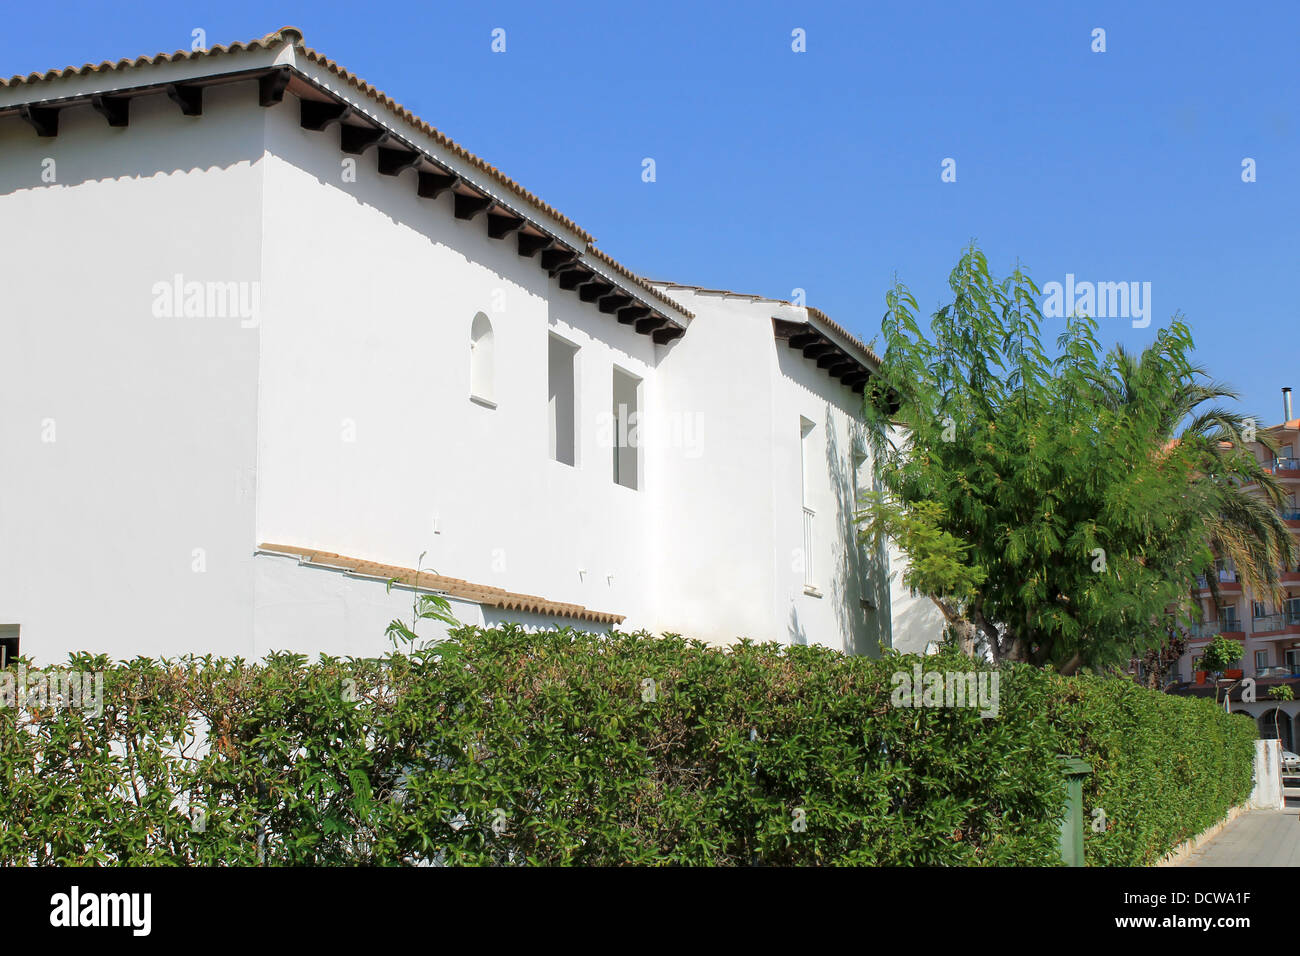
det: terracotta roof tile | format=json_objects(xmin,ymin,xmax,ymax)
[
  {"xmin": 1, "ymin": 26, "xmax": 692, "ymax": 323},
  {"xmin": 651, "ymin": 280, "xmax": 880, "ymax": 366},
  {"xmin": 0, "ymin": 32, "xmax": 284, "ymax": 87},
  {"xmin": 259, "ymin": 543, "xmax": 624, "ymax": 626}
]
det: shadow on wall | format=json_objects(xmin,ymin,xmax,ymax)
[
  {"xmin": 0, "ymin": 84, "xmax": 269, "ymax": 198},
  {"xmin": 825, "ymin": 407, "xmax": 891, "ymax": 657},
  {"xmin": 787, "ymin": 604, "xmax": 808, "ymax": 646},
  {"xmin": 888, "ymin": 573, "xmax": 948, "ymax": 655}
]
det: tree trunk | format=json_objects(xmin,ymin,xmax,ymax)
[{"xmin": 928, "ymin": 596, "xmax": 977, "ymax": 656}]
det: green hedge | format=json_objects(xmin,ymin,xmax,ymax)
[
  {"xmin": 1048, "ymin": 673, "xmax": 1258, "ymax": 866},
  {"xmin": 0, "ymin": 626, "xmax": 1254, "ymax": 865}
]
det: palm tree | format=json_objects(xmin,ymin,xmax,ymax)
[{"xmin": 1100, "ymin": 342, "xmax": 1297, "ymax": 618}]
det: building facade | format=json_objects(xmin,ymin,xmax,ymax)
[
  {"xmin": 0, "ymin": 28, "xmax": 927, "ymax": 664},
  {"xmin": 1171, "ymin": 389, "xmax": 1300, "ymax": 749}
]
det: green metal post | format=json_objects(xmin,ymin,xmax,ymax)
[{"xmin": 1057, "ymin": 756, "xmax": 1093, "ymax": 866}]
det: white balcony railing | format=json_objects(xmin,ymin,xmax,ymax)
[{"xmin": 803, "ymin": 507, "xmax": 815, "ymax": 589}]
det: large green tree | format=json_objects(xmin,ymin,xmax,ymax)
[{"xmin": 859, "ymin": 245, "xmax": 1294, "ymax": 675}]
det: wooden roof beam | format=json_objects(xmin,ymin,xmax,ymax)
[
  {"xmin": 417, "ymin": 170, "xmax": 459, "ymax": 199},
  {"xmin": 558, "ymin": 268, "xmax": 595, "ymax": 291},
  {"xmin": 635, "ymin": 315, "xmax": 669, "ymax": 335},
  {"xmin": 817, "ymin": 351, "xmax": 847, "ymax": 370},
  {"xmin": 598, "ymin": 293, "xmax": 634, "ymax": 315},
  {"xmin": 540, "ymin": 247, "xmax": 579, "ymax": 274},
  {"xmin": 258, "ymin": 67, "xmax": 291, "ymax": 107},
  {"xmin": 579, "ymin": 280, "xmax": 615, "ymax": 303},
  {"xmin": 90, "ymin": 94, "xmax": 129, "ymax": 127},
  {"xmin": 300, "ymin": 99, "xmax": 351, "ymax": 130},
  {"xmin": 517, "ymin": 232, "xmax": 555, "ymax": 257},
  {"xmin": 165, "ymin": 82, "xmax": 203, "ymax": 116},
  {"xmin": 340, "ymin": 125, "xmax": 392, "ymax": 155},
  {"xmin": 487, "ymin": 213, "xmax": 527, "ymax": 240},
  {"xmin": 376, "ymin": 146, "xmax": 422, "ymax": 176},
  {"xmin": 18, "ymin": 104, "xmax": 58, "ymax": 137},
  {"xmin": 802, "ymin": 342, "xmax": 836, "ymax": 359},
  {"xmin": 453, "ymin": 192, "xmax": 496, "ymax": 220}
]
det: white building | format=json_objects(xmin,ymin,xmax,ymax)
[{"xmin": 0, "ymin": 27, "xmax": 935, "ymax": 664}]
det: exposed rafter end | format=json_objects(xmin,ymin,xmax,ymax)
[
  {"xmin": 635, "ymin": 315, "xmax": 668, "ymax": 335},
  {"xmin": 165, "ymin": 83, "xmax": 203, "ymax": 116},
  {"xmin": 517, "ymin": 232, "xmax": 555, "ymax": 258},
  {"xmin": 617, "ymin": 305, "xmax": 651, "ymax": 325},
  {"xmin": 540, "ymin": 248, "xmax": 579, "ymax": 275},
  {"xmin": 18, "ymin": 104, "xmax": 59, "ymax": 138},
  {"xmin": 376, "ymin": 146, "xmax": 422, "ymax": 176},
  {"xmin": 258, "ymin": 67, "xmax": 292, "ymax": 107},
  {"xmin": 90, "ymin": 94, "xmax": 129, "ymax": 127},
  {"xmin": 558, "ymin": 268, "xmax": 594, "ymax": 291},
  {"xmin": 579, "ymin": 280, "xmax": 614, "ymax": 304},
  {"xmin": 652, "ymin": 324, "xmax": 685, "ymax": 344},
  {"xmin": 417, "ymin": 170, "xmax": 459, "ymax": 199},
  {"xmin": 300, "ymin": 99, "xmax": 351, "ymax": 130},
  {"xmin": 598, "ymin": 293, "xmax": 634, "ymax": 315},
  {"xmin": 816, "ymin": 352, "xmax": 844, "ymax": 370},
  {"xmin": 773, "ymin": 316, "xmax": 871, "ymax": 391},
  {"xmin": 487, "ymin": 213, "xmax": 526, "ymax": 240},
  {"xmin": 340, "ymin": 124, "xmax": 391, "ymax": 155},
  {"xmin": 454, "ymin": 192, "xmax": 495, "ymax": 220}
]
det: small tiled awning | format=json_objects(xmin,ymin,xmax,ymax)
[{"xmin": 258, "ymin": 543, "xmax": 624, "ymax": 626}]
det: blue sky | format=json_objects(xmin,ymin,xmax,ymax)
[{"xmin": 5, "ymin": 1, "xmax": 1296, "ymax": 424}]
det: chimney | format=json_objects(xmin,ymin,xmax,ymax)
[{"xmin": 1285, "ymin": 387, "xmax": 1294, "ymax": 422}]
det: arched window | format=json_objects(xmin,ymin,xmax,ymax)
[{"xmin": 469, "ymin": 312, "xmax": 495, "ymax": 406}]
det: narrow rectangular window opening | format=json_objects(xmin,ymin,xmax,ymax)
[
  {"xmin": 612, "ymin": 367, "xmax": 641, "ymax": 489},
  {"xmin": 800, "ymin": 418, "xmax": 816, "ymax": 591},
  {"xmin": 0, "ymin": 625, "xmax": 19, "ymax": 668},
  {"xmin": 548, "ymin": 335, "xmax": 578, "ymax": 466}
]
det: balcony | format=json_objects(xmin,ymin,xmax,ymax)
[
  {"xmin": 1194, "ymin": 568, "xmax": 1240, "ymax": 592},
  {"xmin": 1264, "ymin": 457, "xmax": 1300, "ymax": 478},
  {"xmin": 1188, "ymin": 620, "xmax": 1245, "ymax": 640},
  {"xmin": 1252, "ymin": 611, "xmax": 1300, "ymax": 637}
]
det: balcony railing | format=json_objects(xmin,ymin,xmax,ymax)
[
  {"xmin": 1281, "ymin": 509, "xmax": 1300, "ymax": 521},
  {"xmin": 1195, "ymin": 569, "xmax": 1238, "ymax": 588},
  {"xmin": 1252, "ymin": 611, "xmax": 1300, "ymax": 634},
  {"xmin": 802, "ymin": 507, "xmax": 815, "ymax": 589},
  {"xmin": 1265, "ymin": 457, "xmax": 1300, "ymax": 474},
  {"xmin": 1189, "ymin": 619, "xmax": 1243, "ymax": 639}
]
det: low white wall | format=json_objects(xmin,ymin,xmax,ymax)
[
  {"xmin": 253, "ymin": 552, "xmax": 481, "ymax": 659},
  {"xmin": 1251, "ymin": 739, "xmax": 1284, "ymax": 810}
]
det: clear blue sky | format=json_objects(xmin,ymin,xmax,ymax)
[{"xmin": 5, "ymin": 1, "xmax": 1296, "ymax": 424}]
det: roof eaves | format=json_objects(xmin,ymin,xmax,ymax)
[
  {"xmin": 651, "ymin": 280, "xmax": 879, "ymax": 366},
  {"xmin": 0, "ymin": 28, "xmax": 292, "ymax": 88},
  {"xmin": 258, "ymin": 543, "xmax": 625, "ymax": 626},
  {"xmin": 2, "ymin": 27, "xmax": 688, "ymax": 325}
]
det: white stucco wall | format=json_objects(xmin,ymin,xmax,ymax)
[
  {"xmin": 648, "ymin": 287, "xmax": 890, "ymax": 654},
  {"xmin": 887, "ymin": 541, "xmax": 950, "ymax": 654},
  {"xmin": 0, "ymin": 81, "xmax": 268, "ymax": 662},
  {"xmin": 1, "ymin": 62, "xmax": 897, "ymax": 664},
  {"xmin": 252, "ymin": 99, "xmax": 656, "ymax": 634}
]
